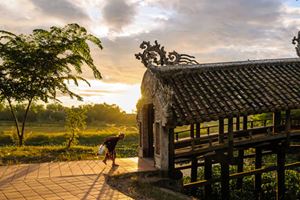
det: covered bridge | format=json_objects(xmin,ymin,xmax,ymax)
[{"xmin": 136, "ymin": 40, "xmax": 300, "ymax": 199}]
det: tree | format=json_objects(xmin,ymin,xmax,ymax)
[
  {"xmin": 65, "ymin": 107, "xmax": 86, "ymax": 149},
  {"xmin": 0, "ymin": 23, "xmax": 102, "ymax": 146}
]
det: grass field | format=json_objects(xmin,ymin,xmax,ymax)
[{"xmin": 0, "ymin": 121, "xmax": 139, "ymax": 165}]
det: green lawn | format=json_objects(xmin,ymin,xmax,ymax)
[{"xmin": 0, "ymin": 122, "xmax": 139, "ymax": 165}]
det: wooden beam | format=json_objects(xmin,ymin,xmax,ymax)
[
  {"xmin": 221, "ymin": 159, "xmax": 230, "ymax": 200},
  {"xmin": 184, "ymin": 162, "xmax": 300, "ymax": 189},
  {"xmin": 273, "ymin": 111, "xmax": 281, "ymax": 134},
  {"xmin": 204, "ymin": 157, "xmax": 212, "ymax": 198},
  {"xmin": 228, "ymin": 117, "xmax": 234, "ymax": 158},
  {"xmin": 237, "ymin": 149, "xmax": 244, "ymax": 189},
  {"xmin": 196, "ymin": 123, "xmax": 201, "ymax": 138},
  {"xmin": 236, "ymin": 116, "xmax": 240, "ymax": 131},
  {"xmin": 219, "ymin": 118, "xmax": 224, "ymax": 143},
  {"xmin": 277, "ymin": 145, "xmax": 286, "ymax": 200},
  {"xmin": 190, "ymin": 124, "xmax": 194, "ymax": 139},
  {"xmin": 168, "ymin": 128, "xmax": 175, "ymax": 174},
  {"xmin": 285, "ymin": 110, "xmax": 291, "ymax": 140},
  {"xmin": 255, "ymin": 148, "xmax": 262, "ymax": 200},
  {"xmin": 243, "ymin": 115, "xmax": 248, "ymax": 130},
  {"xmin": 191, "ymin": 157, "xmax": 198, "ymax": 182}
]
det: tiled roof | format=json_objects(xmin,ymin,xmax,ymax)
[{"xmin": 142, "ymin": 58, "xmax": 300, "ymax": 125}]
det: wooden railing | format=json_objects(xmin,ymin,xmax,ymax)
[
  {"xmin": 183, "ymin": 161, "xmax": 300, "ymax": 189},
  {"xmin": 174, "ymin": 119, "xmax": 273, "ymax": 142}
]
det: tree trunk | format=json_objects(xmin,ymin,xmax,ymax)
[
  {"xmin": 7, "ymin": 98, "xmax": 33, "ymax": 146},
  {"xmin": 19, "ymin": 99, "xmax": 33, "ymax": 146},
  {"xmin": 67, "ymin": 131, "xmax": 75, "ymax": 149},
  {"xmin": 7, "ymin": 99, "xmax": 21, "ymax": 144}
]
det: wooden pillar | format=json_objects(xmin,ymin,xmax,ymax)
[
  {"xmin": 236, "ymin": 116, "xmax": 240, "ymax": 131},
  {"xmin": 219, "ymin": 118, "xmax": 224, "ymax": 143},
  {"xmin": 237, "ymin": 149, "xmax": 244, "ymax": 189},
  {"xmin": 243, "ymin": 115, "xmax": 248, "ymax": 130},
  {"xmin": 196, "ymin": 123, "xmax": 200, "ymax": 138},
  {"xmin": 221, "ymin": 158, "xmax": 230, "ymax": 200},
  {"xmin": 228, "ymin": 117, "xmax": 234, "ymax": 158},
  {"xmin": 255, "ymin": 148, "xmax": 262, "ymax": 200},
  {"xmin": 191, "ymin": 157, "xmax": 198, "ymax": 182},
  {"xmin": 273, "ymin": 111, "xmax": 281, "ymax": 134},
  {"xmin": 204, "ymin": 157, "xmax": 212, "ymax": 197},
  {"xmin": 190, "ymin": 124, "xmax": 194, "ymax": 138},
  {"xmin": 168, "ymin": 128, "xmax": 175, "ymax": 174},
  {"xmin": 285, "ymin": 110, "xmax": 291, "ymax": 140},
  {"xmin": 277, "ymin": 145, "xmax": 286, "ymax": 200}
]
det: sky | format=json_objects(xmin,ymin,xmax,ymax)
[{"xmin": 1, "ymin": 0, "xmax": 300, "ymax": 113}]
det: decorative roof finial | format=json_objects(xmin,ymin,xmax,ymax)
[
  {"xmin": 292, "ymin": 31, "xmax": 300, "ymax": 57},
  {"xmin": 135, "ymin": 40, "xmax": 199, "ymax": 68}
]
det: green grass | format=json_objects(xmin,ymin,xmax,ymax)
[{"xmin": 0, "ymin": 122, "xmax": 139, "ymax": 165}]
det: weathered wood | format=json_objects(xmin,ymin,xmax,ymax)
[
  {"xmin": 273, "ymin": 111, "xmax": 281, "ymax": 134},
  {"xmin": 236, "ymin": 116, "xmax": 240, "ymax": 131},
  {"xmin": 196, "ymin": 123, "xmax": 200, "ymax": 138},
  {"xmin": 219, "ymin": 118, "xmax": 224, "ymax": 143},
  {"xmin": 168, "ymin": 128, "xmax": 175, "ymax": 173},
  {"xmin": 228, "ymin": 117, "xmax": 234, "ymax": 158},
  {"xmin": 191, "ymin": 157, "xmax": 198, "ymax": 182},
  {"xmin": 204, "ymin": 157, "xmax": 212, "ymax": 198},
  {"xmin": 190, "ymin": 124, "xmax": 194, "ymax": 138},
  {"xmin": 221, "ymin": 158, "xmax": 230, "ymax": 200},
  {"xmin": 184, "ymin": 161, "xmax": 300, "ymax": 188},
  {"xmin": 243, "ymin": 115, "xmax": 248, "ymax": 130},
  {"xmin": 237, "ymin": 149, "xmax": 244, "ymax": 189},
  {"xmin": 277, "ymin": 145, "xmax": 286, "ymax": 200},
  {"xmin": 255, "ymin": 148, "xmax": 262, "ymax": 200},
  {"xmin": 285, "ymin": 110, "xmax": 291, "ymax": 140}
]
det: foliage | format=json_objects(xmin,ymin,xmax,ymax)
[
  {"xmin": 0, "ymin": 145, "xmax": 97, "ymax": 165},
  {"xmin": 65, "ymin": 107, "xmax": 87, "ymax": 148},
  {"xmin": 0, "ymin": 103, "xmax": 136, "ymax": 124},
  {"xmin": 0, "ymin": 123, "xmax": 138, "ymax": 165},
  {"xmin": 0, "ymin": 23, "xmax": 103, "ymax": 146}
]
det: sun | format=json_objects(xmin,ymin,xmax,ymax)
[{"xmin": 58, "ymin": 80, "xmax": 141, "ymax": 113}]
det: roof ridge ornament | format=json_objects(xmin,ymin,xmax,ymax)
[
  {"xmin": 135, "ymin": 40, "xmax": 199, "ymax": 68},
  {"xmin": 292, "ymin": 31, "xmax": 300, "ymax": 57}
]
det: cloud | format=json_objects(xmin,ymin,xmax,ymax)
[
  {"xmin": 31, "ymin": 0, "xmax": 88, "ymax": 19},
  {"xmin": 102, "ymin": 0, "xmax": 137, "ymax": 32}
]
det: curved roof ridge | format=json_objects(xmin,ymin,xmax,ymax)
[{"xmin": 148, "ymin": 57, "xmax": 300, "ymax": 74}]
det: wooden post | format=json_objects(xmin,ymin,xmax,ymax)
[
  {"xmin": 190, "ymin": 124, "xmax": 194, "ymax": 138},
  {"xmin": 243, "ymin": 115, "xmax": 248, "ymax": 130},
  {"xmin": 237, "ymin": 149, "xmax": 244, "ymax": 189},
  {"xmin": 219, "ymin": 118, "xmax": 224, "ymax": 143},
  {"xmin": 196, "ymin": 123, "xmax": 200, "ymax": 138},
  {"xmin": 228, "ymin": 117, "xmax": 234, "ymax": 158},
  {"xmin": 204, "ymin": 157, "xmax": 212, "ymax": 198},
  {"xmin": 236, "ymin": 116, "xmax": 240, "ymax": 131},
  {"xmin": 191, "ymin": 157, "xmax": 198, "ymax": 182},
  {"xmin": 273, "ymin": 111, "xmax": 281, "ymax": 134},
  {"xmin": 168, "ymin": 128, "xmax": 175, "ymax": 174},
  {"xmin": 277, "ymin": 145, "xmax": 286, "ymax": 200},
  {"xmin": 285, "ymin": 110, "xmax": 291, "ymax": 141},
  {"xmin": 255, "ymin": 148, "xmax": 262, "ymax": 200},
  {"xmin": 221, "ymin": 158, "xmax": 230, "ymax": 200}
]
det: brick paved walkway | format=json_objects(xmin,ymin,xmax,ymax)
[{"xmin": 0, "ymin": 158, "xmax": 155, "ymax": 200}]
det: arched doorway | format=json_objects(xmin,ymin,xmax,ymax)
[{"xmin": 139, "ymin": 103, "xmax": 154, "ymax": 158}]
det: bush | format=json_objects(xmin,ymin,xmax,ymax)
[{"xmin": 0, "ymin": 133, "xmax": 13, "ymax": 146}]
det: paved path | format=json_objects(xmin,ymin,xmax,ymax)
[{"xmin": 0, "ymin": 158, "xmax": 156, "ymax": 200}]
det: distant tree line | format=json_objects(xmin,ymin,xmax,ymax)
[{"xmin": 0, "ymin": 103, "xmax": 136, "ymax": 125}]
